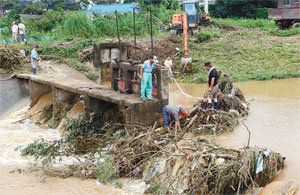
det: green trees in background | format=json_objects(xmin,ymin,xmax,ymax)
[{"xmin": 209, "ymin": 0, "xmax": 277, "ymax": 18}]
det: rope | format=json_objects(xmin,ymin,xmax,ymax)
[
  {"xmin": 170, "ymin": 77, "xmax": 204, "ymax": 100},
  {"xmin": 172, "ymin": 58, "xmax": 188, "ymax": 74}
]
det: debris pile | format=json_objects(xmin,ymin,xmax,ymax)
[
  {"xmin": 108, "ymin": 126, "xmax": 285, "ymax": 194},
  {"xmin": 142, "ymin": 137, "xmax": 285, "ymax": 194},
  {"xmin": 178, "ymin": 71, "xmax": 248, "ymax": 135},
  {"xmin": 0, "ymin": 44, "xmax": 23, "ymax": 70}
]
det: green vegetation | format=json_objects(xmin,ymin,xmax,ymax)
[
  {"xmin": 263, "ymin": 28, "xmax": 300, "ymax": 37},
  {"xmin": 197, "ymin": 31, "xmax": 221, "ymax": 43},
  {"xmin": 175, "ymin": 23, "xmax": 300, "ymax": 83},
  {"xmin": 256, "ymin": 8, "xmax": 269, "ymax": 19},
  {"xmin": 214, "ymin": 18, "xmax": 277, "ymax": 29},
  {"xmin": 209, "ymin": 0, "xmax": 277, "ymax": 18}
]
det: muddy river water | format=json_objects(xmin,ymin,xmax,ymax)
[{"xmin": 0, "ymin": 78, "xmax": 299, "ymax": 194}]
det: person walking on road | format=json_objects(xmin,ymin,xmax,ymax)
[
  {"xmin": 31, "ymin": 45, "xmax": 40, "ymax": 75},
  {"xmin": 204, "ymin": 62, "xmax": 219, "ymax": 111},
  {"xmin": 140, "ymin": 56, "xmax": 160, "ymax": 101},
  {"xmin": 162, "ymin": 104, "xmax": 188, "ymax": 137},
  {"xmin": 11, "ymin": 21, "xmax": 18, "ymax": 43},
  {"xmin": 18, "ymin": 21, "xmax": 26, "ymax": 44}
]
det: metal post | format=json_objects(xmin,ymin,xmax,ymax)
[
  {"xmin": 115, "ymin": 10, "xmax": 121, "ymax": 57},
  {"xmin": 133, "ymin": 8, "xmax": 137, "ymax": 56},
  {"xmin": 150, "ymin": 5, "xmax": 153, "ymax": 56},
  {"xmin": 204, "ymin": 0, "xmax": 209, "ymax": 14}
]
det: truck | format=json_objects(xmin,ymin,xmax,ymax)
[{"xmin": 269, "ymin": 0, "xmax": 300, "ymax": 29}]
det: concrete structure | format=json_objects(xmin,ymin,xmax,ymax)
[
  {"xmin": 17, "ymin": 64, "xmax": 169, "ymax": 127},
  {"xmin": 93, "ymin": 42, "xmax": 132, "ymax": 83}
]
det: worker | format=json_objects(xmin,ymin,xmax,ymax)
[
  {"xmin": 31, "ymin": 45, "xmax": 40, "ymax": 75},
  {"xmin": 204, "ymin": 62, "xmax": 219, "ymax": 110},
  {"xmin": 163, "ymin": 55, "xmax": 173, "ymax": 76},
  {"xmin": 162, "ymin": 104, "xmax": 188, "ymax": 137},
  {"xmin": 11, "ymin": 21, "xmax": 18, "ymax": 43},
  {"xmin": 140, "ymin": 56, "xmax": 160, "ymax": 101},
  {"xmin": 18, "ymin": 21, "xmax": 26, "ymax": 44}
]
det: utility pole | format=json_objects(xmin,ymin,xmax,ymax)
[{"xmin": 205, "ymin": 0, "xmax": 209, "ymax": 14}]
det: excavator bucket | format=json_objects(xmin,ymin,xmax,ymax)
[{"xmin": 181, "ymin": 57, "xmax": 192, "ymax": 72}]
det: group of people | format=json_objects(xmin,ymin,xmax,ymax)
[
  {"xmin": 11, "ymin": 21, "xmax": 26, "ymax": 43},
  {"xmin": 140, "ymin": 55, "xmax": 220, "ymax": 135}
]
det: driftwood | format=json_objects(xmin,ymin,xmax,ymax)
[{"xmin": 11, "ymin": 111, "xmax": 42, "ymax": 124}]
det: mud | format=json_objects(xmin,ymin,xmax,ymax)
[{"xmin": 124, "ymin": 36, "xmax": 182, "ymax": 62}]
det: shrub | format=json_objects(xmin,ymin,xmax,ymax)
[
  {"xmin": 197, "ymin": 31, "xmax": 220, "ymax": 43},
  {"xmin": 256, "ymin": 8, "xmax": 269, "ymax": 19},
  {"xmin": 62, "ymin": 12, "xmax": 95, "ymax": 38},
  {"xmin": 210, "ymin": 0, "xmax": 277, "ymax": 18},
  {"xmin": 22, "ymin": 2, "xmax": 48, "ymax": 15}
]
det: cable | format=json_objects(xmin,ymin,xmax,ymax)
[{"xmin": 170, "ymin": 77, "xmax": 204, "ymax": 100}]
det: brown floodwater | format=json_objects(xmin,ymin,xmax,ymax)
[
  {"xmin": 0, "ymin": 78, "xmax": 299, "ymax": 194},
  {"xmin": 170, "ymin": 78, "xmax": 300, "ymax": 183}
]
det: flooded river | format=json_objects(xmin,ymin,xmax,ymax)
[
  {"xmin": 0, "ymin": 77, "xmax": 299, "ymax": 194},
  {"xmin": 170, "ymin": 78, "xmax": 300, "ymax": 182}
]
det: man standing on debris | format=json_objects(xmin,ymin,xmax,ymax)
[
  {"xmin": 18, "ymin": 21, "xmax": 26, "ymax": 44},
  {"xmin": 31, "ymin": 45, "xmax": 40, "ymax": 75},
  {"xmin": 140, "ymin": 55, "xmax": 160, "ymax": 101},
  {"xmin": 204, "ymin": 62, "xmax": 219, "ymax": 110},
  {"xmin": 11, "ymin": 21, "xmax": 18, "ymax": 43},
  {"xmin": 164, "ymin": 55, "xmax": 173, "ymax": 76},
  {"xmin": 162, "ymin": 104, "xmax": 188, "ymax": 137}
]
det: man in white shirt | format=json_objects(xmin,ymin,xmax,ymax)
[
  {"xmin": 11, "ymin": 21, "xmax": 18, "ymax": 43},
  {"xmin": 18, "ymin": 21, "xmax": 26, "ymax": 43},
  {"xmin": 164, "ymin": 55, "xmax": 173, "ymax": 76}
]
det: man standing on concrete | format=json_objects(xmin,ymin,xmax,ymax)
[
  {"xmin": 18, "ymin": 21, "xmax": 26, "ymax": 44},
  {"xmin": 31, "ymin": 45, "xmax": 40, "ymax": 75},
  {"xmin": 11, "ymin": 21, "xmax": 18, "ymax": 43},
  {"xmin": 204, "ymin": 62, "xmax": 219, "ymax": 110},
  {"xmin": 140, "ymin": 56, "xmax": 160, "ymax": 101},
  {"xmin": 164, "ymin": 55, "xmax": 173, "ymax": 76},
  {"xmin": 162, "ymin": 104, "xmax": 188, "ymax": 137}
]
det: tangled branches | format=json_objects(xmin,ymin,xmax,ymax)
[{"xmin": 0, "ymin": 44, "xmax": 23, "ymax": 71}]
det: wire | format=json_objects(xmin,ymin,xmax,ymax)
[{"xmin": 170, "ymin": 77, "xmax": 204, "ymax": 100}]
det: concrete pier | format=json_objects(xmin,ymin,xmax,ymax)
[{"xmin": 17, "ymin": 66, "xmax": 168, "ymax": 127}]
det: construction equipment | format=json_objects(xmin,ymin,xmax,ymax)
[
  {"xmin": 172, "ymin": 1, "xmax": 199, "ymax": 36},
  {"xmin": 175, "ymin": 12, "xmax": 193, "ymax": 72}
]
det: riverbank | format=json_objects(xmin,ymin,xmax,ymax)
[
  {"xmin": 1, "ymin": 19, "xmax": 300, "ymax": 84},
  {"xmin": 175, "ymin": 26, "xmax": 300, "ymax": 83}
]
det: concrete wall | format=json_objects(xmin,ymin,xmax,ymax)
[
  {"xmin": 53, "ymin": 87, "xmax": 79, "ymax": 117},
  {"xmin": 29, "ymin": 80, "xmax": 52, "ymax": 106},
  {"xmin": 93, "ymin": 42, "xmax": 133, "ymax": 83}
]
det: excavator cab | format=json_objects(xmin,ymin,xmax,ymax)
[
  {"xmin": 172, "ymin": 1, "xmax": 199, "ymax": 35},
  {"xmin": 183, "ymin": 1, "xmax": 199, "ymax": 30}
]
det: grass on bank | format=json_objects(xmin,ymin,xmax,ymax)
[
  {"xmin": 174, "ymin": 21, "xmax": 300, "ymax": 83},
  {"xmin": 2, "ymin": 15, "xmax": 300, "ymax": 83}
]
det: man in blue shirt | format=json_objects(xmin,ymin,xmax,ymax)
[
  {"xmin": 31, "ymin": 45, "xmax": 40, "ymax": 75},
  {"xmin": 140, "ymin": 56, "xmax": 160, "ymax": 101}
]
